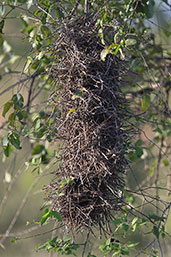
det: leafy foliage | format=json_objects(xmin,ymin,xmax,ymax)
[{"xmin": 0, "ymin": 0, "xmax": 170, "ymax": 257}]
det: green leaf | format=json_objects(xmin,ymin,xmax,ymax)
[
  {"xmin": 144, "ymin": 0, "xmax": 155, "ymax": 18},
  {"xmin": 18, "ymin": 0, "xmax": 28, "ymax": 3},
  {"xmin": 33, "ymin": 118, "xmax": 41, "ymax": 130},
  {"xmin": 112, "ymin": 218, "xmax": 122, "ymax": 225},
  {"xmin": 131, "ymin": 217, "xmax": 138, "ymax": 226},
  {"xmin": 67, "ymin": 108, "xmax": 75, "ymax": 116},
  {"xmin": 126, "ymin": 241, "xmax": 139, "ymax": 248},
  {"xmin": 55, "ymin": 7, "xmax": 64, "ymax": 19},
  {"xmin": 142, "ymin": 94, "xmax": 151, "ymax": 111},
  {"xmin": 41, "ymin": 208, "xmax": 51, "ymax": 226},
  {"xmin": 11, "ymin": 238, "xmax": 16, "ymax": 243},
  {"xmin": 135, "ymin": 139, "xmax": 142, "ymax": 147},
  {"xmin": 128, "ymin": 151, "xmax": 137, "ymax": 162},
  {"xmin": 153, "ymin": 128, "xmax": 163, "ymax": 134},
  {"xmin": 12, "ymin": 93, "xmax": 24, "ymax": 108},
  {"xmin": 122, "ymin": 223, "xmax": 129, "ymax": 231},
  {"xmin": 0, "ymin": 20, "xmax": 4, "ymax": 33},
  {"xmin": 100, "ymin": 48, "xmax": 110, "ymax": 61},
  {"xmin": 0, "ymin": 33, "xmax": 3, "ymax": 47},
  {"xmin": 135, "ymin": 147, "xmax": 143, "ymax": 158},
  {"xmin": 32, "ymin": 145, "xmax": 45, "ymax": 155},
  {"xmin": 31, "ymin": 60, "xmax": 40, "ymax": 69},
  {"xmin": 125, "ymin": 38, "xmax": 137, "ymax": 46},
  {"xmin": 40, "ymin": 25, "xmax": 51, "ymax": 37},
  {"xmin": 1, "ymin": 5, "xmax": 5, "ymax": 16},
  {"xmin": 8, "ymin": 113, "xmax": 16, "ymax": 127},
  {"xmin": 152, "ymin": 225, "xmax": 160, "ymax": 239},
  {"xmin": 37, "ymin": 127, "xmax": 47, "ymax": 138},
  {"xmin": 163, "ymin": 159, "xmax": 169, "ymax": 166},
  {"xmin": 2, "ymin": 135, "xmax": 8, "ymax": 146},
  {"xmin": 3, "ymin": 144, "xmax": 12, "ymax": 157},
  {"xmin": 51, "ymin": 210, "xmax": 62, "ymax": 222},
  {"xmin": 8, "ymin": 132, "xmax": 22, "ymax": 150},
  {"xmin": 121, "ymin": 248, "xmax": 129, "ymax": 255}
]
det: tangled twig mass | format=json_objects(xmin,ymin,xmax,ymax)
[{"xmin": 45, "ymin": 18, "xmax": 133, "ymax": 232}]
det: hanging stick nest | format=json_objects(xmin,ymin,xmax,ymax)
[{"xmin": 45, "ymin": 17, "xmax": 132, "ymax": 232}]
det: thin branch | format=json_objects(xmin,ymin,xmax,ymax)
[{"xmin": 0, "ymin": 175, "xmax": 42, "ymax": 248}]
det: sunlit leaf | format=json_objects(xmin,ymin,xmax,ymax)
[
  {"xmin": 126, "ymin": 241, "xmax": 139, "ymax": 248},
  {"xmin": 2, "ymin": 135, "xmax": 8, "ymax": 146},
  {"xmin": 1, "ymin": 5, "xmax": 5, "ymax": 16},
  {"xmin": 2, "ymin": 101, "xmax": 13, "ymax": 117},
  {"xmin": 67, "ymin": 108, "xmax": 75, "ymax": 116},
  {"xmin": 5, "ymin": 171, "xmax": 11, "ymax": 183},
  {"xmin": 142, "ymin": 94, "xmax": 151, "ymax": 111},
  {"xmin": 41, "ymin": 208, "xmax": 51, "ymax": 225},
  {"xmin": 100, "ymin": 48, "xmax": 110, "ymax": 61}
]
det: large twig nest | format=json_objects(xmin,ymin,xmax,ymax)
[{"xmin": 45, "ymin": 17, "xmax": 133, "ymax": 232}]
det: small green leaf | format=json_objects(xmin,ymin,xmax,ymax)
[
  {"xmin": 1, "ymin": 5, "xmax": 5, "ymax": 16},
  {"xmin": 0, "ymin": 20, "xmax": 4, "ymax": 33},
  {"xmin": 37, "ymin": 127, "xmax": 46, "ymax": 138},
  {"xmin": 0, "ymin": 33, "xmax": 3, "ymax": 47},
  {"xmin": 128, "ymin": 151, "xmax": 137, "ymax": 162},
  {"xmin": 32, "ymin": 145, "xmax": 45, "ymax": 155},
  {"xmin": 8, "ymin": 113, "xmax": 16, "ymax": 127},
  {"xmin": 67, "ymin": 108, "xmax": 75, "ymax": 116},
  {"xmin": 135, "ymin": 147, "xmax": 143, "ymax": 158},
  {"xmin": 163, "ymin": 159, "xmax": 169, "ymax": 166},
  {"xmin": 121, "ymin": 248, "xmax": 129, "ymax": 255},
  {"xmin": 51, "ymin": 210, "xmax": 62, "ymax": 222},
  {"xmin": 9, "ymin": 55, "xmax": 20, "ymax": 64},
  {"xmin": 112, "ymin": 218, "xmax": 122, "ymax": 225},
  {"xmin": 152, "ymin": 225, "xmax": 160, "ymax": 239},
  {"xmin": 2, "ymin": 135, "xmax": 8, "ymax": 146},
  {"xmin": 40, "ymin": 25, "xmax": 51, "ymax": 37},
  {"xmin": 8, "ymin": 132, "xmax": 21, "ymax": 150},
  {"xmin": 3, "ymin": 144, "xmax": 12, "ymax": 157},
  {"xmin": 131, "ymin": 217, "xmax": 138, "ymax": 226},
  {"xmin": 135, "ymin": 139, "xmax": 142, "ymax": 147},
  {"xmin": 41, "ymin": 208, "xmax": 51, "ymax": 226},
  {"xmin": 12, "ymin": 93, "xmax": 24, "ymax": 108},
  {"xmin": 144, "ymin": 0, "xmax": 155, "ymax": 18},
  {"xmin": 125, "ymin": 38, "xmax": 137, "ymax": 46},
  {"xmin": 11, "ymin": 238, "xmax": 16, "ymax": 243},
  {"xmin": 100, "ymin": 48, "xmax": 110, "ymax": 61},
  {"xmin": 142, "ymin": 94, "xmax": 151, "ymax": 111},
  {"xmin": 122, "ymin": 223, "xmax": 129, "ymax": 231},
  {"xmin": 126, "ymin": 241, "xmax": 139, "ymax": 248},
  {"xmin": 153, "ymin": 128, "xmax": 163, "ymax": 134},
  {"xmin": 55, "ymin": 7, "xmax": 64, "ymax": 19},
  {"xmin": 18, "ymin": 0, "xmax": 28, "ymax": 3}
]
